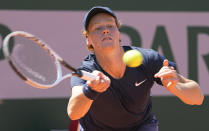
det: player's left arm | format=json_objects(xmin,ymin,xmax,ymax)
[{"xmin": 154, "ymin": 59, "xmax": 204, "ymax": 105}]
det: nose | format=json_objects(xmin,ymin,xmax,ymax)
[{"xmin": 102, "ymin": 28, "xmax": 109, "ymax": 34}]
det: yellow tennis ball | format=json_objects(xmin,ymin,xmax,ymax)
[{"xmin": 123, "ymin": 50, "xmax": 143, "ymax": 67}]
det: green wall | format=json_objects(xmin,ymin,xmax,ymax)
[
  {"xmin": 0, "ymin": 97, "xmax": 208, "ymax": 131},
  {"xmin": 153, "ymin": 96, "xmax": 208, "ymax": 131},
  {"xmin": 0, "ymin": 0, "xmax": 209, "ymax": 11},
  {"xmin": 0, "ymin": 98, "xmax": 70, "ymax": 131}
]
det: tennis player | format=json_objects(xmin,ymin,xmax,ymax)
[{"xmin": 67, "ymin": 6, "xmax": 204, "ymax": 131}]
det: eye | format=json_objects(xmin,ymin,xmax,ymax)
[
  {"xmin": 95, "ymin": 27, "xmax": 102, "ymax": 31},
  {"xmin": 107, "ymin": 25, "xmax": 114, "ymax": 28}
]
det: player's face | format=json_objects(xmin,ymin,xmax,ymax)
[{"xmin": 87, "ymin": 13, "xmax": 121, "ymax": 52}]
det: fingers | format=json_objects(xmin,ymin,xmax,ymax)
[
  {"xmin": 163, "ymin": 59, "xmax": 175, "ymax": 70},
  {"xmin": 161, "ymin": 77, "xmax": 179, "ymax": 83},
  {"xmin": 163, "ymin": 59, "xmax": 169, "ymax": 67},
  {"xmin": 155, "ymin": 68, "xmax": 177, "ymax": 78},
  {"xmin": 154, "ymin": 59, "xmax": 174, "ymax": 78},
  {"xmin": 154, "ymin": 59, "xmax": 179, "ymax": 89},
  {"xmin": 161, "ymin": 77, "xmax": 178, "ymax": 89},
  {"xmin": 87, "ymin": 70, "xmax": 110, "ymax": 93}
]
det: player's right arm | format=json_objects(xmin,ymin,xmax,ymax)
[
  {"xmin": 67, "ymin": 70, "xmax": 110, "ymax": 120},
  {"xmin": 67, "ymin": 85, "xmax": 94, "ymax": 120}
]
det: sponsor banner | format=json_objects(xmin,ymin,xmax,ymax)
[{"xmin": 0, "ymin": 10, "xmax": 208, "ymax": 99}]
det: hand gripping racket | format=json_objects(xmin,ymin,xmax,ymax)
[{"xmin": 2, "ymin": 31, "xmax": 96, "ymax": 89}]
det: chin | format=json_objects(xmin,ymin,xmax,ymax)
[{"xmin": 102, "ymin": 43, "xmax": 115, "ymax": 49}]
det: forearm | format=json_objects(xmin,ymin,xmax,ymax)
[
  {"xmin": 68, "ymin": 70, "xmax": 110, "ymax": 120},
  {"xmin": 167, "ymin": 76, "xmax": 204, "ymax": 105},
  {"xmin": 67, "ymin": 86, "xmax": 93, "ymax": 120},
  {"xmin": 155, "ymin": 60, "xmax": 204, "ymax": 105}
]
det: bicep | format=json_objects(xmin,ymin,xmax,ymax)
[{"xmin": 68, "ymin": 85, "xmax": 93, "ymax": 120}]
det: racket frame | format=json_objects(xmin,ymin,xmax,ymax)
[{"xmin": 3, "ymin": 31, "xmax": 95, "ymax": 89}]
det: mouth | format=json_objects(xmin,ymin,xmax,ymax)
[{"xmin": 102, "ymin": 37, "xmax": 112, "ymax": 41}]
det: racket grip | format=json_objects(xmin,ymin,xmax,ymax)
[{"xmin": 80, "ymin": 70, "xmax": 97, "ymax": 81}]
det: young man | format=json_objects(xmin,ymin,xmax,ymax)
[{"xmin": 67, "ymin": 6, "xmax": 204, "ymax": 131}]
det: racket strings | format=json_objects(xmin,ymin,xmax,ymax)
[{"xmin": 10, "ymin": 36, "xmax": 59, "ymax": 85}]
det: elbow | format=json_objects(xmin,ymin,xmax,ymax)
[
  {"xmin": 68, "ymin": 112, "xmax": 80, "ymax": 120},
  {"xmin": 185, "ymin": 94, "xmax": 204, "ymax": 106},
  {"xmin": 67, "ymin": 106, "xmax": 85, "ymax": 120},
  {"xmin": 194, "ymin": 94, "xmax": 204, "ymax": 106},
  {"xmin": 68, "ymin": 109, "xmax": 83, "ymax": 120},
  {"xmin": 193, "ymin": 89, "xmax": 205, "ymax": 105},
  {"xmin": 185, "ymin": 83, "xmax": 204, "ymax": 106}
]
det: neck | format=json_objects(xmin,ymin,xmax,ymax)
[{"xmin": 94, "ymin": 46, "xmax": 126, "ymax": 79}]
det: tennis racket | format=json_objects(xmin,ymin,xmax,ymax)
[{"xmin": 2, "ymin": 31, "xmax": 96, "ymax": 89}]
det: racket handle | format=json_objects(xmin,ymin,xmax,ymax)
[{"xmin": 79, "ymin": 70, "xmax": 97, "ymax": 81}]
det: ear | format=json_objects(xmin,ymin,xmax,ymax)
[
  {"xmin": 86, "ymin": 38, "xmax": 94, "ymax": 52},
  {"xmin": 86, "ymin": 38, "xmax": 91, "ymax": 47}
]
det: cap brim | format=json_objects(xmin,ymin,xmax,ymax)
[{"xmin": 84, "ymin": 7, "xmax": 117, "ymax": 30}]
